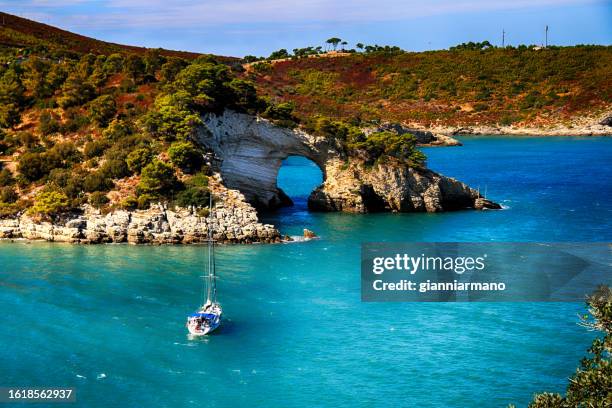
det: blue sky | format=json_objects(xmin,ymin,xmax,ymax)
[{"xmin": 1, "ymin": 0, "xmax": 610, "ymax": 57}]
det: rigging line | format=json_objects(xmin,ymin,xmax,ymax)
[{"xmin": 198, "ymin": 215, "xmax": 207, "ymax": 307}]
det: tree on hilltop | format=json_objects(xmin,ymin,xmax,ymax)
[{"xmin": 326, "ymin": 37, "xmax": 342, "ymax": 51}]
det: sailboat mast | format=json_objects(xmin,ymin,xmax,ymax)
[{"xmin": 206, "ymin": 193, "xmax": 216, "ymax": 304}]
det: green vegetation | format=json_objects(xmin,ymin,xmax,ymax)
[
  {"xmin": 88, "ymin": 95, "xmax": 117, "ymax": 126},
  {"xmin": 88, "ymin": 191, "xmax": 110, "ymax": 209},
  {"xmin": 251, "ymin": 44, "xmax": 612, "ymax": 127},
  {"xmin": 137, "ymin": 160, "xmax": 179, "ymax": 196},
  {"xmin": 303, "ymin": 116, "xmax": 426, "ymax": 166},
  {"xmin": 167, "ymin": 141, "xmax": 203, "ymax": 173},
  {"xmin": 520, "ymin": 286, "xmax": 612, "ymax": 408},
  {"xmin": 247, "ymin": 39, "xmax": 402, "ymax": 63},
  {"xmin": 126, "ymin": 147, "xmax": 154, "ymax": 174},
  {"xmin": 28, "ymin": 190, "xmax": 70, "ymax": 217},
  {"xmin": 0, "ymin": 34, "xmax": 266, "ymax": 216},
  {"xmin": 176, "ymin": 172, "xmax": 210, "ymax": 208}
]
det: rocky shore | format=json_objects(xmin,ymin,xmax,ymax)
[
  {"xmin": 423, "ymin": 113, "xmax": 612, "ymax": 137},
  {"xmin": 0, "ymin": 110, "xmax": 503, "ymax": 245},
  {"xmin": 0, "ymin": 177, "xmax": 281, "ymax": 244}
]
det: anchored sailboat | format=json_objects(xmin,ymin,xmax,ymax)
[{"xmin": 186, "ymin": 196, "xmax": 222, "ymax": 336}]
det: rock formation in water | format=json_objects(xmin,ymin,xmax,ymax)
[{"xmin": 197, "ymin": 110, "xmax": 500, "ymax": 213}]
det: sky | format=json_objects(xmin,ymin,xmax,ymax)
[{"xmin": 0, "ymin": 0, "xmax": 610, "ymax": 57}]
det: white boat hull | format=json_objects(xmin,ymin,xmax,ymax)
[
  {"xmin": 186, "ymin": 302, "xmax": 222, "ymax": 336},
  {"xmin": 187, "ymin": 320, "xmax": 220, "ymax": 336}
]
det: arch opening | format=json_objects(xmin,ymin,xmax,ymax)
[{"xmin": 274, "ymin": 156, "xmax": 324, "ymax": 212}]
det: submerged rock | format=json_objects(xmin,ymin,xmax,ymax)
[{"xmin": 303, "ymin": 229, "xmax": 317, "ymax": 239}]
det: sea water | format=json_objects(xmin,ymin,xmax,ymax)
[{"xmin": 0, "ymin": 136, "xmax": 610, "ymax": 407}]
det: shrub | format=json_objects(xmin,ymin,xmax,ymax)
[
  {"xmin": 525, "ymin": 286, "xmax": 612, "ymax": 407},
  {"xmin": 38, "ymin": 111, "xmax": 60, "ymax": 135},
  {"xmin": 143, "ymin": 92, "xmax": 202, "ymax": 141},
  {"xmin": 137, "ymin": 159, "xmax": 179, "ymax": 196},
  {"xmin": 60, "ymin": 108, "xmax": 91, "ymax": 132},
  {"xmin": 48, "ymin": 142, "xmax": 82, "ymax": 167},
  {"xmin": 187, "ymin": 172, "xmax": 209, "ymax": 188},
  {"xmin": 0, "ymin": 169, "xmax": 14, "ymax": 186},
  {"xmin": 119, "ymin": 195, "xmax": 138, "ymax": 210},
  {"xmin": 83, "ymin": 139, "xmax": 110, "ymax": 159},
  {"xmin": 123, "ymin": 55, "xmax": 146, "ymax": 81},
  {"xmin": 47, "ymin": 168, "xmax": 83, "ymax": 199},
  {"xmin": 17, "ymin": 152, "xmax": 47, "ymax": 181},
  {"xmin": 172, "ymin": 61, "xmax": 231, "ymax": 111},
  {"xmin": 176, "ymin": 186, "xmax": 210, "ymax": 208},
  {"xmin": 167, "ymin": 141, "xmax": 202, "ymax": 173},
  {"xmin": 28, "ymin": 190, "xmax": 70, "ymax": 216},
  {"xmin": 101, "ymin": 119, "xmax": 133, "ymax": 142},
  {"xmin": 103, "ymin": 54, "xmax": 124, "ymax": 74},
  {"xmin": 0, "ymin": 103, "xmax": 21, "ymax": 129},
  {"xmin": 126, "ymin": 147, "xmax": 153, "ymax": 174},
  {"xmin": 0, "ymin": 186, "xmax": 17, "ymax": 203},
  {"xmin": 263, "ymin": 101, "xmax": 297, "ymax": 128},
  {"xmin": 176, "ymin": 172, "xmax": 210, "ymax": 207},
  {"xmin": 89, "ymin": 95, "xmax": 117, "ymax": 126},
  {"xmin": 264, "ymin": 101, "xmax": 295, "ymax": 121},
  {"xmin": 100, "ymin": 159, "xmax": 129, "ymax": 179},
  {"xmin": 0, "ymin": 202, "xmax": 23, "ymax": 218},
  {"xmin": 57, "ymin": 72, "xmax": 97, "ymax": 108},
  {"xmin": 347, "ymin": 131, "xmax": 427, "ymax": 167},
  {"xmin": 88, "ymin": 191, "xmax": 110, "ymax": 209},
  {"xmin": 227, "ymin": 78, "xmax": 260, "ymax": 112},
  {"xmin": 83, "ymin": 171, "xmax": 113, "ymax": 192},
  {"xmin": 160, "ymin": 58, "xmax": 188, "ymax": 84},
  {"xmin": 16, "ymin": 132, "xmax": 39, "ymax": 148},
  {"xmin": 137, "ymin": 193, "xmax": 155, "ymax": 210},
  {"xmin": 0, "ymin": 69, "xmax": 25, "ymax": 108}
]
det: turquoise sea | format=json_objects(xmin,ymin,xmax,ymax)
[{"xmin": 1, "ymin": 136, "xmax": 611, "ymax": 407}]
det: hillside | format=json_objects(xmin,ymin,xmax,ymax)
[
  {"xmin": 0, "ymin": 15, "xmax": 610, "ymax": 223},
  {"xmin": 0, "ymin": 17, "xmax": 420, "ymax": 222},
  {"xmin": 0, "ymin": 12, "xmax": 229, "ymax": 61},
  {"xmin": 0, "ymin": 16, "xmax": 265, "ymax": 220},
  {"xmin": 249, "ymin": 46, "xmax": 612, "ymax": 129}
]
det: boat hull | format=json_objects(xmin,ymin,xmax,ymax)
[
  {"xmin": 187, "ymin": 320, "xmax": 220, "ymax": 336},
  {"xmin": 186, "ymin": 303, "xmax": 222, "ymax": 336}
]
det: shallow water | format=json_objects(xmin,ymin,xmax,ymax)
[{"xmin": 0, "ymin": 136, "xmax": 610, "ymax": 407}]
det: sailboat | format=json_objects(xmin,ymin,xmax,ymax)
[{"xmin": 186, "ymin": 196, "xmax": 223, "ymax": 336}]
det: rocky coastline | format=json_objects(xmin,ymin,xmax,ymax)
[
  {"xmin": 0, "ymin": 176, "xmax": 281, "ymax": 244},
  {"xmin": 1, "ymin": 110, "xmax": 503, "ymax": 245},
  {"xmin": 423, "ymin": 113, "xmax": 612, "ymax": 137}
]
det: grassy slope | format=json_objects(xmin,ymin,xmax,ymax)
[
  {"xmin": 0, "ymin": 12, "xmax": 238, "ymax": 62},
  {"xmin": 250, "ymin": 47, "xmax": 612, "ymax": 128}
]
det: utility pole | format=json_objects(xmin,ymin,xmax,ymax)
[
  {"xmin": 545, "ymin": 25, "xmax": 549, "ymax": 48},
  {"xmin": 502, "ymin": 29, "xmax": 505, "ymax": 48}
]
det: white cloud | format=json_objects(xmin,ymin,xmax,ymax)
[{"xmin": 1, "ymin": 0, "xmax": 601, "ymax": 29}]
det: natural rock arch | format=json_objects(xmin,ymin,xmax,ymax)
[
  {"xmin": 197, "ymin": 110, "xmax": 329, "ymax": 209},
  {"xmin": 196, "ymin": 110, "xmax": 499, "ymax": 213}
]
